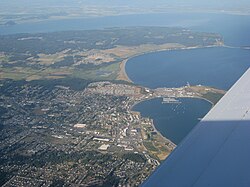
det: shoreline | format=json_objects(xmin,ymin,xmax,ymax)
[
  {"xmin": 116, "ymin": 59, "xmax": 133, "ymax": 83},
  {"xmin": 130, "ymin": 97, "xmax": 177, "ymax": 149},
  {"xmin": 116, "ymin": 44, "xmax": 224, "ymax": 83}
]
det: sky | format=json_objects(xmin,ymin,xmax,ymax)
[
  {"xmin": 1, "ymin": 0, "xmax": 250, "ymax": 19},
  {"xmin": 2, "ymin": 0, "xmax": 250, "ymax": 6},
  {"xmin": 1, "ymin": 0, "xmax": 250, "ymax": 9}
]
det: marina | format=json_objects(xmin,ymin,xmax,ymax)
[{"xmin": 162, "ymin": 97, "xmax": 181, "ymax": 104}]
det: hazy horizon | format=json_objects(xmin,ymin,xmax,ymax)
[{"xmin": 1, "ymin": 0, "xmax": 250, "ymax": 15}]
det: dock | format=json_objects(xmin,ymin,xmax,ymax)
[{"xmin": 162, "ymin": 97, "xmax": 181, "ymax": 104}]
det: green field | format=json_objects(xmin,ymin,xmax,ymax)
[
  {"xmin": 71, "ymin": 62, "xmax": 120, "ymax": 80},
  {"xmin": 143, "ymin": 141, "xmax": 159, "ymax": 152},
  {"xmin": 202, "ymin": 92, "xmax": 224, "ymax": 105}
]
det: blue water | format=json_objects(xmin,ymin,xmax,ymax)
[
  {"xmin": 133, "ymin": 98, "xmax": 212, "ymax": 144},
  {"xmin": 126, "ymin": 47, "xmax": 250, "ymax": 90}
]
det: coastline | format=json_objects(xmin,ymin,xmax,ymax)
[
  {"xmin": 116, "ymin": 43, "xmax": 224, "ymax": 83},
  {"xmin": 116, "ymin": 59, "xmax": 133, "ymax": 83},
  {"xmin": 131, "ymin": 99, "xmax": 177, "ymax": 160}
]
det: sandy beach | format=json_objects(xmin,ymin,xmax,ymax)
[{"xmin": 116, "ymin": 59, "xmax": 133, "ymax": 83}]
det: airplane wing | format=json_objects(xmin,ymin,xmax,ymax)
[{"xmin": 142, "ymin": 68, "xmax": 250, "ymax": 187}]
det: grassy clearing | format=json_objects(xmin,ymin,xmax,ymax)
[
  {"xmin": 202, "ymin": 92, "xmax": 224, "ymax": 105},
  {"xmin": 0, "ymin": 61, "xmax": 120, "ymax": 81},
  {"xmin": 71, "ymin": 62, "xmax": 120, "ymax": 80},
  {"xmin": 143, "ymin": 141, "xmax": 158, "ymax": 152},
  {"xmin": 0, "ymin": 67, "xmax": 39, "ymax": 80}
]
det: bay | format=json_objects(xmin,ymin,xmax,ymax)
[
  {"xmin": 133, "ymin": 98, "xmax": 212, "ymax": 144},
  {"xmin": 126, "ymin": 47, "xmax": 250, "ymax": 90}
]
